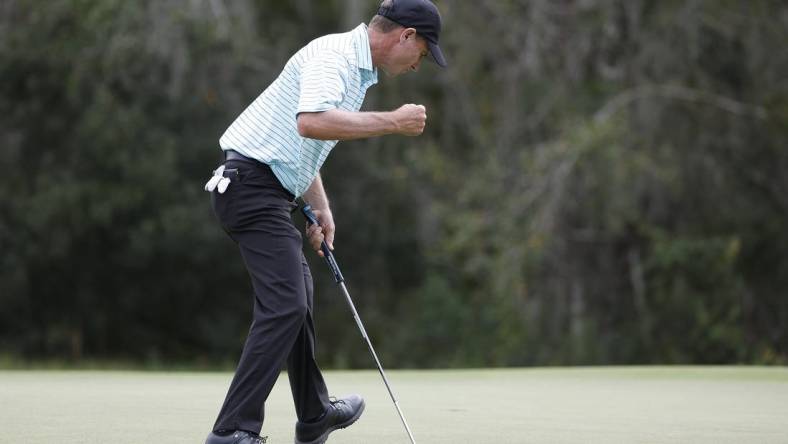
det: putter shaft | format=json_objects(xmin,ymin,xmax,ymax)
[
  {"xmin": 339, "ymin": 282, "xmax": 417, "ymax": 444},
  {"xmin": 301, "ymin": 205, "xmax": 416, "ymax": 444}
]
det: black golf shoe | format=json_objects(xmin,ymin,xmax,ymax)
[
  {"xmin": 205, "ymin": 430, "xmax": 267, "ymax": 444},
  {"xmin": 294, "ymin": 394, "xmax": 365, "ymax": 444}
]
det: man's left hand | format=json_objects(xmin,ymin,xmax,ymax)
[{"xmin": 306, "ymin": 208, "xmax": 335, "ymax": 257}]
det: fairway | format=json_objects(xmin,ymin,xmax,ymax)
[{"xmin": 1, "ymin": 366, "xmax": 786, "ymax": 443}]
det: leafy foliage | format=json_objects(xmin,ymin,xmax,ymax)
[{"xmin": 1, "ymin": 0, "xmax": 786, "ymax": 368}]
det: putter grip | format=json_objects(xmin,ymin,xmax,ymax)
[{"xmin": 301, "ymin": 205, "xmax": 344, "ymax": 283}]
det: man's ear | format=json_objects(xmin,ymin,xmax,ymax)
[{"xmin": 400, "ymin": 27, "xmax": 417, "ymax": 43}]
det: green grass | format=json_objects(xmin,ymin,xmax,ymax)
[{"xmin": 1, "ymin": 366, "xmax": 787, "ymax": 443}]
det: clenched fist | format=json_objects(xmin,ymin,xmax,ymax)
[{"xmin": 393, "ymin": 104, "xmax": 427, "ymax": 136}]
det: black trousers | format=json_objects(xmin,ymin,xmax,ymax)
[{"xmin": 210, "ymin": 155, "xmax": 330, "ymax": 435}]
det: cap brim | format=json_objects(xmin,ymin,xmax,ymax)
[{"xmin": 427, "ymin": 41, "xmax": 447, "ymax": 68}]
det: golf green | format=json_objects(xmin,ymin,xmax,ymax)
[{"xmin": 1, "ymin": 366, "xmax": 786, "ymax": 443}]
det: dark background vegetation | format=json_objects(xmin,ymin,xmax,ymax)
[{"xmin": 1, "ymin": 0, "xmax": 786, "ymax": 369}]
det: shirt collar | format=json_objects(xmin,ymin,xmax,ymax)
[{"xmin": 352, "ymin": 23, "xmax": 375, "ymax": 72}]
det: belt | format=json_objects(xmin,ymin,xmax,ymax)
[
  {"xmin": 224, "ymin": 149, "xmax": 257, "ymax": 163},
  {"xmin": 223, "ymin": 150, "xmax": 297, "ymax": 203}
]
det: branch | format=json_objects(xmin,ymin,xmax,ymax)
[{"xmin": 594, "ymin": 84, "xmax": 769, "ymax": 123}]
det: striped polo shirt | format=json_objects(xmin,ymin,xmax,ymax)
[{"xmin": 219, "ymin": 23, "xmax": 379, "ymax": 197}]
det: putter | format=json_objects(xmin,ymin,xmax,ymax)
[{"xmin": 301, "ymin": 204, "xmax": 417, "ymax": 444}]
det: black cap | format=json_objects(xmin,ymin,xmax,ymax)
[{"xmin": 377, "ymin": 0, "xmax": 447, "ymax": 67}]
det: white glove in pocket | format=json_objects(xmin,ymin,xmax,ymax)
[{"xmin": 204, "ymin": 165, "xmax": 233, "ymax": 193}]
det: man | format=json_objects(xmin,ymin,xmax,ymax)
[{"xmin": 204, "ymin": 1, "xmax": 446, "ymax": 443}]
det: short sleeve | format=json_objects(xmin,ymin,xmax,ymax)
[{"xmin": 297, "ymin": 51, "xmax": 351, "ymax": 114}]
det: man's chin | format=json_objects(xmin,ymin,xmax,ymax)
[{"xmin": 380, "ymin": 67, "xmax": 406, "ymax": 78}]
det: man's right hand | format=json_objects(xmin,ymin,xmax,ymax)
[{"xmin": 393, "ymin": 104, "xmax": 427, "ymax": 136}]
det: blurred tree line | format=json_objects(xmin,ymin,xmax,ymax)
[{"xmin": 1, "ymin": 0, "xmax": 786, "ymax": 369}]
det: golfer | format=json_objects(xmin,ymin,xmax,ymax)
[{"xmin": 204, "ymin": 1, "xmax": 446, "ymax": 443}]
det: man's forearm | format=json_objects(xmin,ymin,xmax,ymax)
[
  {"xmin": 298, "ymin": 109, "xmax": 399, "ymax": 141},
  {"xmin": 303, "ymin": 173, "xmax": 330, "ymax": 212}
]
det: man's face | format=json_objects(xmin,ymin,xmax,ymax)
[{"xmin": 383, "ymin": 28, "xmax": 430, "ymax": 77}]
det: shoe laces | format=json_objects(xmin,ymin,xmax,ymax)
[
  {"xmin": 329, "ymin": 396, "xmax": 348, "ymax": 409},
  {"xmin": 329, "ymin": 396, "xmax": 353, "ymax": 416},
  {"xmin": 230, "ymin": 431, "xmax": 267, "ymax": 443}
]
